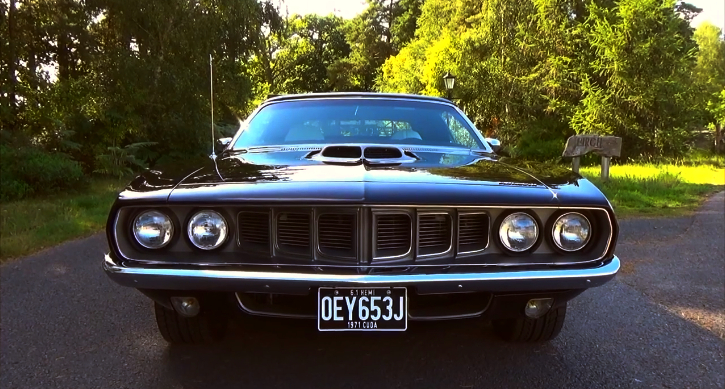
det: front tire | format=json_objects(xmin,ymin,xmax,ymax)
[
  {"xmin": 492, "ymin": 304, "xmax": 567, "ymax": 343},
  {"xmin": 154, "ymin": 302, "xmax": 228, "ymax": 344}
]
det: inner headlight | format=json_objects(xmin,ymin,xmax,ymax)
[
  {"xmin": 498, "ymin": 212, "xmax": 539, "ymax": 252},
  {"xmin": 133, "ymin": 210, "xmax": 174, "ymax": 249},
  {"xmin": 552, "ymin": 212, "xmax": 591, "ymax": 251},
  {"xmin": 187, "ymin": 210, "xmax": 228, "ymax": 250}
]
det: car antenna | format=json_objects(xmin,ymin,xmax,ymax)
[{"xmin": 209, "ymin": 53, "xmax": 216, "ymax": 160}]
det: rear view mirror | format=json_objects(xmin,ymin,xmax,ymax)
[
  {"xmin": 485, "ymin": 138, "xmax": 501, "ymax": 153},
  {"xmin": 215, "ymin": 137, "xmax": 232, "ymax": 153}
]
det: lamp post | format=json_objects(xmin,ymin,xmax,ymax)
[{"xmin": 442, "ymin": 71, "xmax": 456, "ymax": 100}]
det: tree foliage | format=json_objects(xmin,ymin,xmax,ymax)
[
  {"xmin": 1, "ymin": 0, "xmax": 724, "ymax": 201},
  {"xmin": 379, "ymin": 0, "xmax": 721, "ymax": 159}
]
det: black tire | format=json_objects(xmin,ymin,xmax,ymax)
[
  {"xmin": 492, "ymin": 304, "xmax": 567, "ymax": 343},
  {"xmin": 154, "ymin": 302, "xmax": 228, "ymax": 344}
]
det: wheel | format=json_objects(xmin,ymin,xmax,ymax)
[
  {"xmin": 492, "ymin": 304, "xmax": 567, "ymax": 343},
  {"xmin": 154, "ymin": 302, "xmax": 228, "ymax": 344}
]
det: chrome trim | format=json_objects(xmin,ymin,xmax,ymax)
[
  {"xmin": 112, "ymin": 205, "xmax": 614, "ymax": 267},
  {"xmin": 234, "ymin": 293, "xmax": 315, "ymax": 319},
  {"xmin": 456, "ymin": 211, "xmax": 491, "ymax": 256},
  {"xmin": 551, "ymin": 212, "xmax": 592, "ymax": 252},
  {"xmin": 372, "ymin": 210, "xmax": 414, "ymax": 262},
  {"xmin": 103, "ymin": 253, "xmax": 621, "ymax": 292},
  {"xmin": 416, "ymin": 211, "xmax": 454, "ymax": 259}
]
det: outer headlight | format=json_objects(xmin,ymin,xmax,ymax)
[
  {"xmin": 552, "ymin": 212, "xmax": 591, "ymax": 252},
  {"xmin": 133, "ymin": 210, "xmax": 174, "ymax": 249},
  {"xmin": 498, "ymin": 212, "xmax": 539, "ymax": 252},
  {"xmin": 187, "ymin": 210, "xmax": 228, "ymax": 250}
]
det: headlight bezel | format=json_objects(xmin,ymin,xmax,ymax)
[
  {"xmin": 493, "ymin": 210, "xmax": 543, "ymax": 255},
  {"xmin": 185, "ymin": 208, "xmax": 232, "ymax": 251},
  {"xmin": 546, "ymin": 211, "xmax": 594, "ymax": 254},
  {"xmin": 130, "ymin": 208, "xmax": 177, "ymax": 250}
]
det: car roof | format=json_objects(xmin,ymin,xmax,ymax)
[{"xmin": 263, "ymin": 92, "xmax": 454, "ymax": 105}]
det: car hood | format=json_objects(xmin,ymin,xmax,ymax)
[{"xmin": 151, "ymin": 149, "xmax": 608, "ymax": 207}]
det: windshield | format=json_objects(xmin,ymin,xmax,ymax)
[{"xmin": 232, "ymin": 98, "xmax": 484, "ymax": 150}]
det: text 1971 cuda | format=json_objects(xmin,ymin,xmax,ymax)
[{"xmin": 103, "ymin": 93, "xmax": 620, "ymax": 343}]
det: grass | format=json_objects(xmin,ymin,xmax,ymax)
[
  {"xmin": 0, "ymin": 178, "xmax": 128, "ymax": 262},
  {"xmin": 581, "ymin": 162, "xmax": 725, "ymax": 218}
]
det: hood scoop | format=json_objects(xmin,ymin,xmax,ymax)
[
  {"xmin": 364, "ymin": 147, "xmax": 402, "ymax": 159},
  {"xmin": 322, "ymin": 145, "xmax": 362, "ymax": 158},
  {"xmin": 307, "ymin": 145, "xmax": 418, "ymax": 165}
]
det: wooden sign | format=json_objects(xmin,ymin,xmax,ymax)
[
  {"xmin": 562, "ymin": 135, "xmax": 622, "ymax": 181},
  {"xmin": 562, "ymin": 135, "xmax": 622, "ymax": 158}
]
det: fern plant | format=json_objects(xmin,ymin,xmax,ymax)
[{"xmin": 94, "ymin": 142, "xmax": 158, "ymax": 178}]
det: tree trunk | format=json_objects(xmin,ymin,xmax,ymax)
[
  {"xmin": 8, "ymin": 0, "xmax": 17, "ymax": 132},
  {"xmin": 716, "ymin": 123, "xmax": 723, "ymax": 153}
]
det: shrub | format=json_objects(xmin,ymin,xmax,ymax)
[{"xmin": 0, "ymin": 146, "xmax": 86, "ymax": 202}]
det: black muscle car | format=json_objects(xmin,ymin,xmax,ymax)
[{"xmin": 103, "ymin": 92, "xmax": 620, "ymax": 344}]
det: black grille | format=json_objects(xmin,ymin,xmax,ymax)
[
  {"xmin": 322, "ymin": 146, "xmax": 362, "ymax": 158},
  {"xmin": 418, "ymin": 214, "xmax": 452, "ymax": 256},
  {"xmin": 375, "ymin": 213, "xmax": 412, "ymax": 258},
  {"xmin": 238, "ymin": 212, "xmax": 270, "ymax": 251},
  {"xmin": 364, "ymin": 147, "xmax": 402, "ymax": 159},
  {"xmin": 458, "ymin": 213, "xmax": 489, "ymax": 253},
  {"xmin": 318, "ymin": 213, "xmax": 356, "ymax": 258},
  {"xmin": 277, "ymin": 212, "xmax": 311, "ymax": 253}
]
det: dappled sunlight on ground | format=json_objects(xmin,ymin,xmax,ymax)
[{"xmin": 669, "ymin": 305, "xmax": 725, "ymax": 340}]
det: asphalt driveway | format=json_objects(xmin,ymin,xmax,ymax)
[{"xmin": 2, "ymin": 194, "xmax": 724, "ymax": 389}]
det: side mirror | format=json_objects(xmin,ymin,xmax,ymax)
[
  {"xmin": 215, "ymin": 137, "xmax": 232, "ymax": 153},
  {"xmin": 485, "ymin": 138, "xmax": 501, "ymax": 153}
]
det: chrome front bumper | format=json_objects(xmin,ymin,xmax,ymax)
[{"xmin": 103, "ymin": 254, "xmax": 620, "ymax": 295}]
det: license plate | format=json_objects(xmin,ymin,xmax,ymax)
[{"xmin": 317, "ymin": 287, "xmax": 407, "ymax": 331}]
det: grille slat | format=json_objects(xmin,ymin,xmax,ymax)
[
  {"xmin": 418, "ymin": 214, "xmax": 452, "ymax": 254},
  {"xmin": 374, "ymin": 214, "xmax": 412, "ymax": 258},
  {"xmin": 318, "ymin": 213, "xmax": 356, "ymax": 258},
  {"xmin": 458, "ymin": 213, "xmax": 489, "ymax": 252},
  {"xmin": 238, "ymin": 212, "xmax": 270, "ymax": 248},
  {"xmin": 277, "ymin": 213, "xmax": 311, "ymax": 251}
]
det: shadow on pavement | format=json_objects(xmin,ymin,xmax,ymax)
[{"xmin": 158, "ymin": 316, "xmax": 568, "ymax": 389}]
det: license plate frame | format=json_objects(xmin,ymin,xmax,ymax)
[{"xmin": 317, "ymin": 287, "xmax": 408, "ymax": 332}]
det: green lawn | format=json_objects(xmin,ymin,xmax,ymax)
[
  {"xmin": 581, "ymin": 163, "xmax": 725, "ymax": 218},
  {"xmin": 0, "ymin": 179, "xmax": 128, "ymax": 262}
]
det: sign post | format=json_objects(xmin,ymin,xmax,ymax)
[{"xmin": 562, "ymin": 135, "xmax": 622, "ymax": 181}]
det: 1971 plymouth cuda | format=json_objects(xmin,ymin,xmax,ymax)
[{"xmin": 103, "ymin": 92, "xmax": 620, "ymax": 344}]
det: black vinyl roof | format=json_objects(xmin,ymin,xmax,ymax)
[{"xmin": 264, "ymin": 92, "xmax": 454, "ymax": 105}]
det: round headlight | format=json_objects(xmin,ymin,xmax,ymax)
[
  {"xmin": 133, "ymin": 210, "xmax": 174, "ymax": 249},
  {"xmin": 552, "ymin": 212, "xmax": 591, "ymax": 252},
  {"xmin": 187, "ymin": 210, "xmax": 228, "ymax": 250},
  {"xmin": 498, "ymin": 212, "xmax": 539, "ymax": 252}
]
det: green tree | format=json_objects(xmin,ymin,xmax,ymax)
[
  {"xmin": 572, "ymin": 0, "xmax": 703, "ymax": 157},
  {"xmin": 380, "ymin": 0, "xmax": 704, "ymax": 159},
  {"xmin": 252, "ymin": 13, "xmax": 350, "ymax": 95},
  {"xmin": 329, "ymin": 0, "xmax": 424, "ymax": 91},
  {"xmin": 693, "ymin": 22, "xmax": 725, "ymax": 150}
]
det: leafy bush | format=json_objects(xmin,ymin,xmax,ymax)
[
  {"xmin": 93, "ymin": 142, "xmax": 157, "ymax": 178},
  {"xmin": 0, "ymin": 146, "xmax": 86, "ymax": 202}
]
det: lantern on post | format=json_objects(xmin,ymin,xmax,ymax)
[{"xmin": 442, "ymin": 71, "xmax": 456, "ymax": 100}]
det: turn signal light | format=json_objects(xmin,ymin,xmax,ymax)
[{"xmin": 524, "ymin": 298, "xmax": 553, "ymax": 318}]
